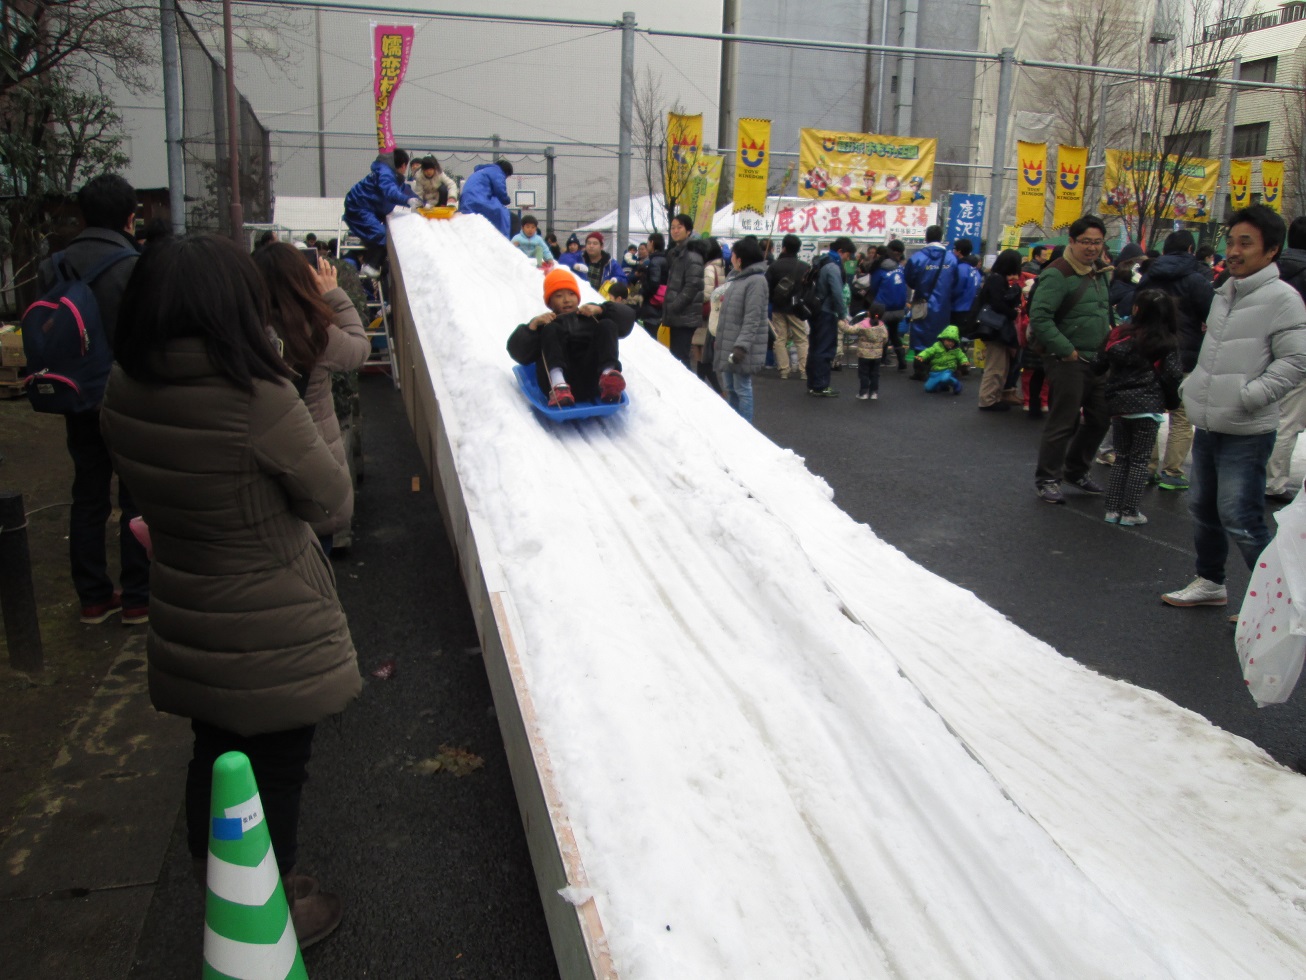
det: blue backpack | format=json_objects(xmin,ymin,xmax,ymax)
[{"xmin": 22, "ymin": 248, "xmax": 136, "ymax": 413}]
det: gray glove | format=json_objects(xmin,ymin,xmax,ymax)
[{"xmin": 407, "ymin": 198, "xmax": 421, "ymax": 208}]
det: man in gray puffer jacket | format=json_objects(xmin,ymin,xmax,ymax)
[{"xmin": 1164, "ymin": 205, "xmax": 1306, "ymax": 608}]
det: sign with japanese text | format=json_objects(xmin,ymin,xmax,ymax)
[
  {"xmin": 1015, "ymin": 141, "xmax": 1047, "ymax": 227},
  {"xmin": 733, "ymin": 118, "xmax": 771, "ymax": 215},
  {"xmin": 1101, "ymin": 149, "xmax": 1219, "ymax": 221},
  {"xmin": 727, "ymin": 200, "xmax": 938, "ymax": 242},
  {"xmin": 665, "ymin": 112, "xmax": 703, "ymax": 203},
  {"xmin": 682, "ymin": 154, "xmax": 724, "ymax": 236},
  {"xmin": 1051, "ymin": 145, "xmax": 1088, "ymax": 230},
  {"xmin": 1261, "ymin": 159, "xmax": 1284, "ymax": 213},
  {"xmin": 372, "ymin": 24, "xmax": 414, "ymax": 152},
  {"xmin": 1229, "ymin": 159, "xmax": 1252, "ymax": 208},
  {"xmin": 798, "ymin": 129, "xmax": 936, "ymax": 205},
  {"xmin": 946, "ymin": 194, "xmax": 986, "ymax": 253}
]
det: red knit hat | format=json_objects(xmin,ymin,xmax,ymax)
[
  {"xmin": 586, "ymin": 231, "xmax": 604, "ymax": 246},
  {"xmin": 543, "ymin": 267, "xmax": 581, "ymax": 304}
]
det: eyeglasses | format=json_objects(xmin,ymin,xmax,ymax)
[{"xmin": 1073, "ymin": 238, "xmax": 1105, "ymax": 247}]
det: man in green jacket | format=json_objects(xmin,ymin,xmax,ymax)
[{"xmin": 1030, "ymin": 214, "xmax": 1113, "ymax": 504}]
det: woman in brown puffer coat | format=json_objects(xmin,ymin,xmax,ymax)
[
  {"xmin": 101, "ymin": 234, "xmax": 360, "ymax": 947},
  {"xmin": 252, "ymin": 242, "xmax": 370, "ymax": 553}
]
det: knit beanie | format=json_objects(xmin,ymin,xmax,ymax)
[
  {"xmin": 543, "ymin": 267, "xmax": 581, "ymax": 305},
  {"xmin": 586, "ymin": 231, "xmax": 604, "ymax": 246}
]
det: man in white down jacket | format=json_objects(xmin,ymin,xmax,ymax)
[{"xmin": 1164, "ymin": 205, "xmax": 1306, "ymax": 608}]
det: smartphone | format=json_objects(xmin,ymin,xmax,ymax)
[{"xmin": 297, "ymin": 245, "xmax": 318, "ymax": 267}]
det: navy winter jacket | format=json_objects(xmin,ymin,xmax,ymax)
[
  {"xmin": 458, "ymin": 164, "xmax": 512, "ymax": 237},
  {"xmin": 343, "ymin": 157, "xmax": 414, "ymax": 246},
  {"xmin": 871, "ymin": 259, "xmax": 908, "ymax": 312}
]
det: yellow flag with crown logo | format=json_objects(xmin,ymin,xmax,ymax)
[
  {"xmin": 1015, "ymin": 141, "xmax": 1047, "ymax": 227},
  {"xmin": 1230, "ymin": 159, "xmax": 1252, "ymax": 209},
  {"xmin": 1261, "ymin": 159, "xmax": 1284, "ymax": 213},
  {"xmin": 733, "ymin": 118, "xmax": 771, "ymax": 215},
  {"xmin": 1051, "ymin": 145, "xmax": 1088, "ymax": 229}
]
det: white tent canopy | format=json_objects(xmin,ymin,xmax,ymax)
[{"xmin": 574, "ymin": 194, "xmax": 667, "ymax": 244}]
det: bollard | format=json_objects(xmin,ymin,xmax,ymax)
[{"xmin": 0, "ymin": 491, "xmax": 43, "ymax": 672}]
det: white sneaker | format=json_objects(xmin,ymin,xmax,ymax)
[
  {"xmin": 870, "ymin": 392, "xmax": 878, "ymax": 400},
  {"xmin": 1161, "ymin": 577, "xmax": 1228, "ymax": 607},
  {"xmin": 856, "ymin": 393, "xmax": 869, "ymax": 400},
  {"xmin": 1119, "ymin": 512, "xmax": 1148, "ymax": 526},
  {"xmin": 360, "ymin": 263, "xmax": 381, "ymax": 278}
]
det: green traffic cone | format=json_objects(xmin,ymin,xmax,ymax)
[{"xmin": 202, "ymin": 751, "xmax": 308, "ymax": 980}]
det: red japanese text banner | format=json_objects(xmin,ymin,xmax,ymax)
[
  {"xmin": 373, "ymin": 24, "xmax": 414, "ymax": 153},
  {"xmin": 722, "ymin": 199, "xmax": 939, "ymax": 241}
]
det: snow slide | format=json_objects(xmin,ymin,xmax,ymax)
[{"xmin": 390, "ymin": 212, "xmax": 1306, "ymax": 979}]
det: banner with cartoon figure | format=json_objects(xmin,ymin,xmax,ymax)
[
  {"xmin": 682, "ymin": 154, "xmax": 724, "ymax": 235},
  {"xmin": 1261, "ymin": 159, "xmax": 1284, "ymax": 213},
  {"xmin": 1050, "ymin": 145, "xmax": 1087, "ymax": 229},
  {"xmin": 1015, "ymin": 141, "xmax": 1047, "ymax": 227},
  {"xmin": 372, "ymin": 24, "xmax": 414, "ymax": 152},
  {"xmin": 1230, "ymin": 159, "xmax": 1252, "ymax": 209},
  {"xmin": 733, "ymin": 118, "xmax": 771, "ymax": 215},
  {"xmin": 665, "ymin": 112, "xmax": 703, "ymax": 202},
  {"xmin": 1101, "ymin": 149, "xmax": 1219, "ymax": 221},
  {"xmin": 798, "ymin": 129, "xmax": 936, "ymax": 205}
]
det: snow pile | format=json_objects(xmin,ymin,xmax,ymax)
[{"xmin": 391, "ymin": 212, "xmax": 1306, "ymax": 979}]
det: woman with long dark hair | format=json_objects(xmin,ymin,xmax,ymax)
[
  {"xmin": 252, "ymin": 242, "xmax": 370, "ymax": 553},
  {"xmin": 102, "ymin": 234, "xmax": 359, "ymax": 948}
]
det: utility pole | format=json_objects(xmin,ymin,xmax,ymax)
[
  {"xmin": 617, "ymin": 11, "xmax": 635, "ymax": 255},
  {"xmin": 1215, "ymin": 55, "xmax": 1243, "ymax": 228},
  {"xmin": 223, "ymin": 0, "xmax": 243, "ymax": 242},
  {"xmin": 896, "ymin": 0, "xmax": 918, "ymax": 135},
  {"xmin": 159, "ymin": 0, "xmax": 186, "ymax": 235},
  {"xmin": 984, "ymin": 48, "xmax": 1016, "ymax": 251},
  {"xmin": 315, "ymin": 8, "xmax": 326, "ymax": 197},
  {"xmin": 717, "ymin": 0, "xmax": 738, "ymax": 206}
]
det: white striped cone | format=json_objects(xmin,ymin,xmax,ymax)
[{"xmin": 202, "ymin": 751, "xmax": 308, "ymax": 980}]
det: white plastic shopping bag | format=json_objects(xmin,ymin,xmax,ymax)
[{"xmin": 1235, "ymin": 493, "xmax": 1306, "ymax": 706}]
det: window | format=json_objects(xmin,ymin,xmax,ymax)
[
  {"xmin": 1286, "ymin": 4, "xmax": 1306, "ymax": 26},
  {"xmin": 1240, "ymin": 57, "xmax": 1278, "ymax": 84},
  {"xmin": 890, "ymin": 75, "xmax": 898, "ymax": 94},
  {"xmin": 1170, "ymin": 69, "xmax": 1217, "ymax": 104},
  {"xmin": 1164, "ymin": 130, "xmax": 1212, "ymax": 157},
  {"xmin": 1232, "ymin": 122, "xmax": 1270, "ymax": 156}
]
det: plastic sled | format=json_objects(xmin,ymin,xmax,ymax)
[{"xmin": 512, "ymin": 364, "xmax": 628, "ymax": 422}]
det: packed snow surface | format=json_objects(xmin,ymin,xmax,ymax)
[{"xmin": 391, "ymin": 213, "xmax": 1306, "ymax": 979}]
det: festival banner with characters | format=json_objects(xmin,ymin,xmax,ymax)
[
  {"xmin": 1229, "ymin": 159, "xmax": 1252, "ymax": 209},
  {"xmin": 682, "ymin": 154, "xmax": 724, "ymax": 236},
  {"xmin": 665, "ymin": 112, "xmax": 703, "ymax": 200},
  {"xmin": 1015, "ymin": 141, "xmax": 1047, "ymax": 227},
  {"xmin": 1101, "ymin": 150, "xmax": 1219, "ymax": 220},
  {"xmin": 798, "ymin": 129, "xmax": 936, "ymax": 205},
  {"xmin": 724, "ymin": 200, "xmax": 938, "ymax": 241},
  {"xmin": 372, "ymin": 24, "xmax": 414, "ymax": 153},
  {"xmin": 1262, "ymin": 159, "xmax": 1284, "ymax": 212},
  {"xmin": 1050, "ymin": 145, "xmax": 1088, "ymax": 229},
  {"xmin": 733, "ymin": 118, "xmax": 771, "ymax": 215}
]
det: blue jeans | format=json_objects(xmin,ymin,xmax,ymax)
[
  {"xmin": 1188, "ymin": 428, "xmax": 1276, "ymax": 583},
  {"xmin": 719, "ymin": 370, "xmax": 754, "ymax": 421},
  {"xmin": 924, "ymin": 369, "xmax": 961, "ymax": 393}
]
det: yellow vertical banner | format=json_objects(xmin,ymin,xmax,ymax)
[
  {"xmin": 733, "ymin": 118, "xmax": 771, "ymax": 215},
  {"xmin": 1015, "ymin": 141, "xmax": 1047, "ymax": 227},
  {"xmin": 1051, "ymin": 145, "xmax": 1088, "ymax": 229},
  {"xmin": 682, "ymin": 155, "xmax": 724, "ymax": 235},
  {"xmin": 1229, "ymin": 159, "xmax": 1252, "ymax": 209},
  {"xmin": 1261, "ymin": 159, "xmax": 1284, "ymax": 212},
  {"xmin": 665, "ymin": 112, "xmax": 703, "ymax": 205}
]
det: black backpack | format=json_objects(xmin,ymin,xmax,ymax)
[
  {"xmin": 791, "ymin": 255, "xmax": 832, "ymax": 322},
  {"xmin": 22, "ymin": 248, "xmax": 136, "ymax": 413}
]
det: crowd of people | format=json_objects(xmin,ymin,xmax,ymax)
[{"xmin": 35, "ymin": 156, "xmax": 1306, "ymax": 954}]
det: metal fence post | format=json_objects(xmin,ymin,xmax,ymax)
[
  {"xmin": 545, "ymin": 146, "xmax": 556, "ymax": 234},
  {"xmin": 0, "ymin": 492, "xmax": 43, "ymax": 673},
  {"xmin": 223, "ymin": 0, "xmax": 243, "ymax": 242},
  {"xmin": 1215, "ymin": 55, "xmax": 1242, "ymax": 229},
  {"xmin": 985, "ymin": 48, "xmax": 1016, "ymax": 251},
  {"xmin": 160, "ymin": 0, "xmax": 186, "ymax": 236},
  {"xmin": 617, "ymin": 11, "xmax": 636, "ymax": 253}
]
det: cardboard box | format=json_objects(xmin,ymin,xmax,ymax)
[{"xmin": 0, "ymin": 330, "xmax": 25, "ymax": 368}]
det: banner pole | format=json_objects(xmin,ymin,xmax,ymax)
[
  {"xmin": 985, "ymin": 48, "xmax": 1015, "ymax": 251},
  {"xmin": 617, "ymin": 11, "xmax": 635, "ymax": 252}
]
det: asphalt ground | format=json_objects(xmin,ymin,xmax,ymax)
[{"xmin": 125, "ymin": 358, "xmax": 1305, "ymax": 977}]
